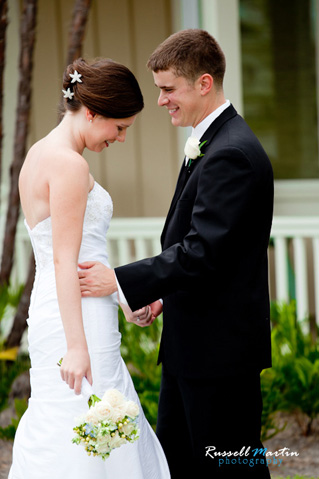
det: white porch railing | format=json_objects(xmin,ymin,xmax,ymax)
[
  {"xmin": 270, "ymin": 217, "xmax": 319, "ymax": 323},
  {"xmin": 4, "ymin": 216, "xmax": 319, "ymax": 325}
]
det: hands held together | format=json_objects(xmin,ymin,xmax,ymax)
[{"xmin": 120, "ymin": 301, "xmax": 163, "ymax": 327}]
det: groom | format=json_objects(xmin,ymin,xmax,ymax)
[{"xmin": 79, "ymin": 29, "xmax": 273, "ymax": 478}]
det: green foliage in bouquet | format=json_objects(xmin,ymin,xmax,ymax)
[
  {"xmin": 261, "ymin": 301, "xmax": 319, "ymax": 440},
  {"xmin": 118, "ymin": 307, "xmax": 162, "ymax": 430}
]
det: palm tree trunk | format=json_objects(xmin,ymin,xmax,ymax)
[
  {"xmin": 5, "ymin": 255, "xmax": 35, "ymax": 348},
  {"xmin": 58, "ymin": 0, "xmax": 92, "ymax": 122},
  {"xmin": 0, "ymin": 0, "xmax": 8, "ymax": 205},
  {"xmin": 0, "ymin": 0, "xmax": 37, "ymax": 287},
  {"xmin": 66, "ymin": 0, "xmax": 92, "ymax": 66}
]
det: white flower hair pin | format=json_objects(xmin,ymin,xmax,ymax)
[
  {"xmin": 62, "ymin": 87, "xmax": 74, "ymax": 100},
  {"xmin": 184, "ymin": 136, "xmax": 207, "ymax": 168},
  {"xmin": 69, "ymin": 70, "xmax": 82, "ymax": 83},
  {"xmin": 62, "ymin": 70, "xmax": 82, "ymax": 100}
]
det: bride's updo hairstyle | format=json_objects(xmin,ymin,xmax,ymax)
[{"xmin": 62, "ymin": 58, "xmax": 144, "ymax": 118}]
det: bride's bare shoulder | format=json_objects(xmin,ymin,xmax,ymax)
[
  {"xmin": 47, "ymin": 148, "xmax": 90, "ymax": 193},
  {"xmin": 31, "ymin": 136, "xmax": 88, "ymax": 171},
  {"xmin": 21, "ymin": 137, "xmax": 90, "ymax": 195}
]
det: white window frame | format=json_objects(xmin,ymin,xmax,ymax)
[{"xmin": 172, "ymin": 0, "xmax": 319, "ymax": 216}]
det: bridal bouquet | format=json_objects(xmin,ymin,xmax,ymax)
[
  {"xmin": 58, "ymin": 359, "xmax": 140, "ymax": 460},
  {"xmin": 72, "ymin": 378, "xmax": 140, "ymax": 460}
]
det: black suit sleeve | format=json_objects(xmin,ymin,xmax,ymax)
[{"xmin": 115, "ymin": 147, "xmax": 256, "ymax": 311}]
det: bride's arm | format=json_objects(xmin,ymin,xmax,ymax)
[{"xmin": 49, "ymin": 154, "xmax": 92, "ymax": 395}]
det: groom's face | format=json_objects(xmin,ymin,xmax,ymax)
[{"xmin": 153, "ymin": 69, "xmax": 202, "ymax": 128}]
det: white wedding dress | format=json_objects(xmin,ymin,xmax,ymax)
[{"xmin": 9, "ymin": 182, "xmax": 170, "ymax": 479}]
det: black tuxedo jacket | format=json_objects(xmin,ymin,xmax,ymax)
[{"xmin": 116, "ymin": 105, "xmax": 273, "ymax": 377}]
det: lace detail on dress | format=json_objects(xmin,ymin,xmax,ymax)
[
  {"xmin": 29, "ymin": 220, "xmax": 52, "ymax": 270},
  {"xmin": 25, "ymin": 182, "xmax": 113, "ymax": 270},
  {"xmin": 84, "ymin": 182, "xmax": 113, "ymax": 228}
]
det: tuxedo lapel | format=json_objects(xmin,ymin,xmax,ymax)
[
  {"xmin": 198, "ymin": 104, "xmax": 237, "ymax": 147},
  {"xmin": 160, "ymin": 160, "xmax": 188, "ymax": 243},
  {"xmin": 161, "ymin": 105, "xmax": 238, "ymax": 245},
  {"xmin": 161, "ymin": 157, "xmax": 201, "ymax": 244},
  {"xmin": 167, "ymin": 162, "xmax": 191, "ymax": 216}
]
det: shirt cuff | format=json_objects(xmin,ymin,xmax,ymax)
[{"xmin": 114, "ymin": 271, "xmax": 128, "ymax": 305}]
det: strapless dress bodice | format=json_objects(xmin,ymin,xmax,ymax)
[{"xmin": 24, "ymin": 182, "xmax": 113, "ymax": 270}]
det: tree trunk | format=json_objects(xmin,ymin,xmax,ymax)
[
  {"xmin": 6, "ymin": 0, "xmax": 92, "ymax": 348},
  {"xmin": 66, "ymin": 0, "xmax": 92, "ymax": 66},
  {"xmin": 58, "ymin": 0, "xmax": 92, "ymax": 122},
  {"xmin": 0, "ymin": 0, "xmax": 8, "ymax": 205},
  {"xmin": 0, "ymin": 0, "xmax": 37, "ymax": 287},
  {"xmin": 5, "ymin": 255, "xmax": 35, "ymax": 348}
]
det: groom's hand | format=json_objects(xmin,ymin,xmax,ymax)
[
  {"xmin": 78, "ymin": 261, "xmax": 117, "ymax": 297},
  {"xmin": 150, "ymin": 300, "xmax": 163, "ymax": 319}
]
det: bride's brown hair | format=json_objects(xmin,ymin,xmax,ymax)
[{"xmin": 62, "ymin": 58, "xmax": 144, "ymax": 118}]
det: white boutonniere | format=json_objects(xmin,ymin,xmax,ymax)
[{"xmin": 184, "ymin": 136, "xmax": 207, "ymax": 167}]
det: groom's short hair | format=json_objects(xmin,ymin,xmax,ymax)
[{"xmin": 147, "ymin": 29, "xmax": 226, "ymax": 88}]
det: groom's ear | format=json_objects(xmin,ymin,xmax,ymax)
[{"xmin": 199, "ymin": 74, "xmax": 214, "ymax": 96}]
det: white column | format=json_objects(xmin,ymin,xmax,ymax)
[
  {"xmin": 170, "ymin": 0, "xmax": 201, "ymax": 157},
  {"xmin": 313, "ymin": 237, "xmax": 319, "ymax": 326},
  {"xmin": 180, "ymin": 0, "xmax": 200, "ymax": 28},
  {"xmin": 293, "ymin": 237, "xmax": 309, "ymax": 324},
  {"xmin": 200, "ymin": 0, "xmax": 244, "ymax": 115},
  {"xmin": 171, "ymin": 0, "xmax": 243, "ymax": 155},
  {"xmin": 274, "ymin": 237, "xmax": 289, "ymax": 304}
]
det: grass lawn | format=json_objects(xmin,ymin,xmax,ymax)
[{"xmin": 274, "ymin": 476, "xmax": 318, "ymax": 479}]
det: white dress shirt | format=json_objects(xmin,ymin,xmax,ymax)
[{"xmin": 185, "ymin": 100, "xmax": 230, "ymax": 165}]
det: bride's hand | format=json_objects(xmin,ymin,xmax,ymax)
[
  {"xmin": 60, "ymin": 349, "xmax": 92, "ymax": 395},
  {"xmin": 120, "ymin": 302, "xmax": 155, "ymax": 328}
]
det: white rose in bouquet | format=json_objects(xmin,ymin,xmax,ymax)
[
  {"xmin": 122, "ymin": 422, "xmax": 136, "ymax": 436},
  {"xmin": 110, "ymin": 404, "xmax": 127, "ymax": 423},
  {"xmin": 125, "ymin": 400, "xmax": 139, "ymax": 418},
  {"xmin": 74, "ymin": 414, "xmax": 86, "ymax": 427},
  {"xmin": 96, "ymin": 436, "xmax": 111, "ymax": 455},
  {"xmin": 109, "ymin": 431, "xmax": 127, "ymax": 449},
  {"xmin": 85, "ymin": 407, "xmax": 100, "ymax": 425},
  {"xmin": 94, "ymin": 400, "xmax": 113, "ymax": 422},
  {"xmin": 102, "ymin": 389, "xmax": 125, "ymax": 407}
]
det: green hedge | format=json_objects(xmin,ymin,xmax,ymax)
[
  {"xmin": 118, "ymin": 307, "xmax": 162, "ymax": 429},
  {"xmin": 261, "ymin": 301, "xmax": 319, "ymax": 440}
]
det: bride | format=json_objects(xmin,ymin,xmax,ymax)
[{"xmin": 9, "ymin": 58, "xmax": 170, "ymax": 479}]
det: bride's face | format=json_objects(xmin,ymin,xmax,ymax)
[{"xmin": 86, "ymin": 114, "xmax": 137, "ymax": 152}]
